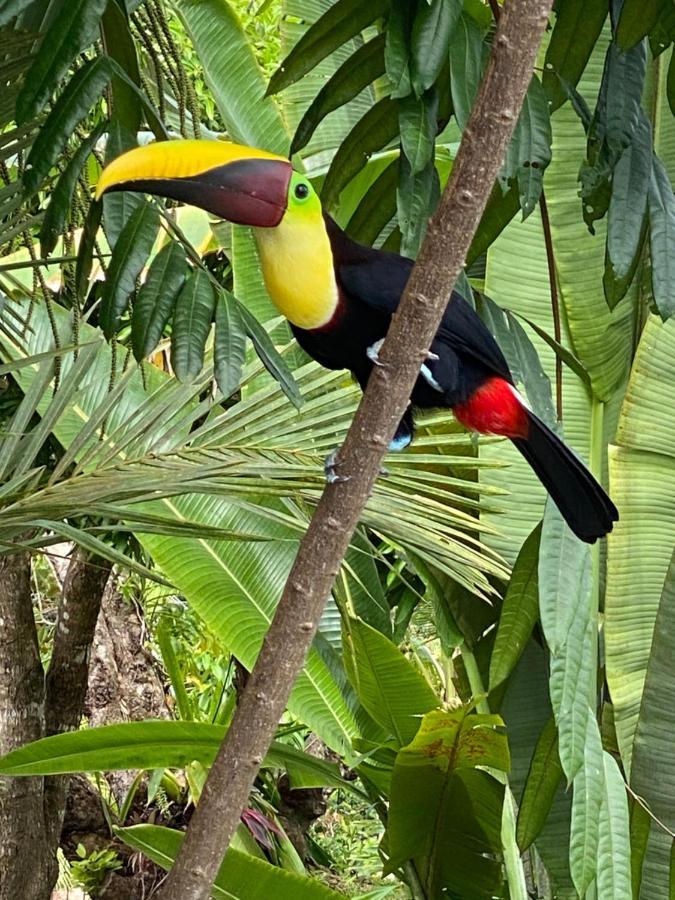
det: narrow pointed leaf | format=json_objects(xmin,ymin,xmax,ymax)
[
  {"xmin": 516, "ymin": 717, "xmax": 563, "ymax": 851},
  {"xmin": 607, "ymin": 115, "xmax": 652, "ymax": 280},
  {"xmin": 131, "ymin": 241, "xmax": 187, "ymax": 361},
  {"xmin": 449, "ymin": 11, "xmax": 488, "ymax": 130},
  {"xmin": 238, "ymin": 304, "xmax": 303, "ymax": 408},
  {"xmin": 502, "ymin": 76, "xmax": 552, "ymax": 219},
  {"xmin": 410, "ymin": 0, "xmax": 462, "ymax": 95},
  {"xmin": 399, "ymin": 89, "xmax": 438, "ymax": 175},
  {"xmin": 539, "ymin": 503, "xmax": 594, "ymax": 780},
  {"xmin": 543, "ymin": 0, "xmax": 608, "ymax": 111},
  {"xmin": 569, "ymin": 717, "xmax": 603, "ymax": 895},
  {"xmin": 23, "ymin": 57, "xmax": 112, "ymax": 194},
  {"xmin": 291, "ymin": 34, "xmax": 385, "ymax": 156},
  {"xmin": 102, "ymin": 122, "xmax": 142, "ymax": 248},
  {"xmin": 617, "ymin": 0, "xmax": 669, "ymax": 49},
  {"xmin": 39, "ymin": 125, "xmax": 104, "ymax": 256},
  {"xmin": 605, "ymin": 40, "xmax": 647, "ymax": 159},
  {"xmin": 648, "ymin": 155, "xmax": 675, "ymax": 319},
  {"xmin": 489, "ymin": 523, "xmax": 541, "ymax": 690},
  {"xmin": 385, "ymin": 0, "xmax": 414, "ymax": 98},
  {"xmin": 346, "ymin": 157, "xmax": 399, "ymax": 245},
  {"xmin": 170, "ymin": 268, "xmax": 217, "ymax": 381},
  {"xmin": 101, "ymin": 0, "xmax": 142, "ymax": 135},
  {"xmin": 100, "ymin": 202, "xmax": 160, "ymax": 338},
  {"xmin": 267, "ymin": 0, "xmax": 389, "ymax": 96},
  {"xmin": 15, "ymin": 0, "xmax": 108, "ymax": 122},
  {"xmin": 214, "ymin": 289, "xmax": 247, "ymax": 398},
  {"xmin": 322, "ymin": 98, "xmax": 400, "ymax": 210},
  {"xmin": 75, "ymin": 199, "xmax": 103, "ymax": 301},
  {"xmin": 596, "ymin": 752, "xmax": 632, "ymax": 898}
]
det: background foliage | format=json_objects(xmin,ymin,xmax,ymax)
[{"xmin": 1, "ymin": 0, "xmax": 675, "ymax": 897}]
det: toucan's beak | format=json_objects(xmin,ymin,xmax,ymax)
[{"xmin": 96, "ymin": 139, "xmax": 292, "ymax": 228}]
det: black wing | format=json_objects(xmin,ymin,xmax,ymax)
[{"xmin": 327, "ymin": 216, "xmax": 513, "ymax": 386}]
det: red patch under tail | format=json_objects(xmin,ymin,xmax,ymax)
[{"xmin": 453, "ymin": 377, "xmax": 529, "ymax": 439}]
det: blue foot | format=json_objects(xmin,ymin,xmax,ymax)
[{"xmin": 389, "ymin": 433, "xmax": 412, "ymax": 452}]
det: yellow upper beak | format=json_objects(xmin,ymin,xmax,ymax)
[{"xmin": 96, "ymin": 139, "xmax": 293, "ymax": 228}]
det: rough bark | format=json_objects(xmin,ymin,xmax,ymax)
[
  {"xmin": 157, "ymin": 3, "xmax": 555, "ymax": 897},
  {"xmin": 0, "ymin": 549, "xmax": 112, "ymax": 900},
  {"xmin": 0, "ymin": 552, "xmax": 54, "ymax": 900},
  {"xmin": 44, "ymin": 549, "xmax": 112, "ymax": 848}
]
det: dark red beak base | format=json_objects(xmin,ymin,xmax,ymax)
[{"xmin": 105, "ymin": 157, "xmax": 293, "ymax": 228}]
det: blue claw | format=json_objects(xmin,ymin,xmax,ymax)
[{"xmin": 324, "ymin": 449, "xmax": 350, "ymax": 484}]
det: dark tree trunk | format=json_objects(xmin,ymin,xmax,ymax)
[
  {"xmin": 44, "ymin": 549, "xmax": 113, "ymax": 849},
  {"xmin": 0, "ymin": 552, "xmax": 55, "ymax": 900},
  {"xmin": 0, "ymin": 548, "xmax": 111, "ymax": 900}
]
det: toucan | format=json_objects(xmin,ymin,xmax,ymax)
[{"xmin": 96, "ymin": 139, "xmax": 618, "ymax": 543}]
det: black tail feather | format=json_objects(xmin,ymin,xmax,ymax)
[{"xmin": 512, "ymin": 412, "xmax": 618, "ymax": 543}]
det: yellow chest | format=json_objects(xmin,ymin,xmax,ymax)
[{"xmin": 253, "ymin": 218, "xmax": 339, "ymax": 330}]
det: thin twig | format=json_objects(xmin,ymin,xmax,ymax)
[{"xmin": 538, "ymin": 191, "xmax": 563, "ymax": 420}]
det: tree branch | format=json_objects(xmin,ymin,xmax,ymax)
[
  {"xmin": 157, "ymin": 2, "xmax": 555, "ymax": 897},
  {"xmin": 538, "ymin": 191, "xmax": 563, "ymax": 420}
]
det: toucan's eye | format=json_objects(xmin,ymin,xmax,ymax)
[{"xmin": 294, "ymin": 182, "xmax": 310, "ymax": 200}]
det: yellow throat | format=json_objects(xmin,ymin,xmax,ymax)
[{"xmin": 253, "ymin": 207, "xmax": 339, "ymax": 331}]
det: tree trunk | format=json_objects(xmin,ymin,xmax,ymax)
[
  {"xmin": 0, "ymin": 552, "xmax": 55, "ymax": 900},
  {"xmin": 0, "ymin": 548, "xmax": 112, "ymax": 900}
]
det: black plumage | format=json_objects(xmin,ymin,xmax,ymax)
[{"xmin": 290, "ymin": 216, "xmax": 618, "ymax": 543}]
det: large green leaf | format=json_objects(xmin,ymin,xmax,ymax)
[
  {"xmin": 648, "ymin": 154, "xmax": 675, "ymax": 319},
  {"xmin": 290, "ymin": 34, "xmax": 385, "ymax": 156},
  {"xmin": 605, "ymin": 316, "xmax": 675, "ymax": 772},
  {"xmin": 170, "ymin": 269, "xmax": 217, "ymax": 382},
  {"xmin": 502, "ymin": 76, "xmax": 552, "ymax": 219},
  {"xmin": 409, "ymin": 0, "xmax": 462, "ymax": 95},
  {"xmin": 516, "ymin": 717, "xmax": 562, "ymax": 851},
  {"xmin": 321, "ymin": 98, "xmax": 400, "ymax": 211},
  {"xmin": 117, "ymin": 824, "xmax": 344, "ymax": 899},
  {"xmin": 386, "ymin": 707, "xmax": 508, "ymax": 899},
  {"xmin": 449, "ymin": 10, "xmax": 488, "ymax": 130},
  {"xmin": 539, "ymin": 503, "xmax": 594, "ymax": 780},
  {"xmin": 39, "ymin": 125, "xmax": 104, "ymax": 256},
  {"xmin": 0, "ymin": 721, "xmax": 353, "ymax": 792},
  {"xmin": 632, "ymin": 549, "xmax": 675, "ymax": 834},
  {"xmin": 176, "ymin": 0, "xmax": 289, "ymax": 154},
  {"xmin": 344, "ymin": 618, "xmax": 438, "ymax": 746}
]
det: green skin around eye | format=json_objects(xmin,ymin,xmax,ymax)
[{"xmin": 287, "ymin": 172, "xmax": 321, "ymax": 219}]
